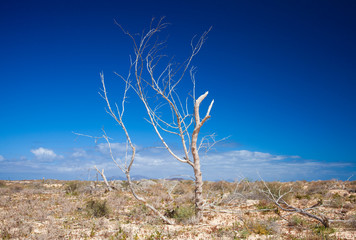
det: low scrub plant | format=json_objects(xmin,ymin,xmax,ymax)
[
  {"xmin": 329, "ymin": 193, "xmax": 345, "ymax": 208},
  {"xmin": 65, "ymin": 181, "xmax": 80, "ymax": 195},
  {"xmin": 288, "ymin": 215, "xmax": 307, "ymax": 227},
  {"xmin": 0, "ymin": 227, "xmax": 11, "ymax": 240},
  {"xmin": 241, "ymin": 218, "xmax": 275, "ymax": 236},
  {"xmin": 0, "ymin": 181, "xmax": 6, "ymax": 188},
  {"xmin": 255, "ymin": 199, "xmax": 276, "ymax": 212},
  {"xmin": 166, "ymin": 204, "xmax": 195, "ymax": 224},
  {"xmin": 85, "ymin": 199, "xmax": 110, "ymax": 218},
  {"xmin": 312, "ymin": 224, "xmax": 335, "ymax": 237}
]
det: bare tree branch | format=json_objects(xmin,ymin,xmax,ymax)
[{"xmin": 259, "ymin": 175, "xmax": 330, "ymax": 227}]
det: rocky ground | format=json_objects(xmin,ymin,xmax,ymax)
[{"xmin": 0, "ymin": 179, "xmax": 355, "ymax": 239}]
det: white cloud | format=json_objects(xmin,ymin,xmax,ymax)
[
  {"xmin": 0, "ymin": 155, "xmax": 4, "ymax": 161},
  {"xmin": 31, "ymin": 147, "xmax": 61, "ymax": 161}
]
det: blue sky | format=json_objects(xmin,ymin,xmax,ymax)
[{"xmin": 0, "ymin": 0, "xmax": 355, "ymax": 181}]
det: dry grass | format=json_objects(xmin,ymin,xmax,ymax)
[{"xmin": 0, "ymin": 179, "xmax": 355, "ymax": 239}]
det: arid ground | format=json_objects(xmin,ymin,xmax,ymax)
[{"xmin": 0, "ymin": 179, "xmax": 355, "ymax": 239}]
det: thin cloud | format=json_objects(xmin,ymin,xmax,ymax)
[
  {"xmin": 71, "ymin": 149, "xmax": 88, "ymax": 158},
  {"xmin": 201, "ymin": 150, "xmax": 354, "ymax": 181},
  {"xmin": 202, "ymin": 150, "xmax": 293, "ymax": 166},
  {"xmin": 97, "ymin": 143, "xmax": 129, "ymax": 155}
]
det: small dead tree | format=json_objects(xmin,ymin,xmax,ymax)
[
  {"xmin": 106, "ymin": 18, "xmax": 215, "ymax": 222},
  {"xmin": 260, "ymin": 179, "xmax": 330, "ymax": 228}
]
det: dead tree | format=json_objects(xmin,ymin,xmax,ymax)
[
  {"xmin": 94, "ymin": 166, "xmax": 114, "ymax": 192},
  {"xmin": 109, "ymin": 18, "xmax": 215, "ymax": 222},
  {"xmin": 260, "ymin": 179, "xmax": 330, "ymax": 228}
]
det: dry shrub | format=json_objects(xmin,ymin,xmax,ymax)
[
  {"xmin": 255, "ymin": 199, "xmax": 276, "ymax": 212},
  {"xmin": 36, "ymin": 225, "xmax": 66, "ymax": 240},
  {"xmin": 347, "ymin": 194, "xmax": 356, "ymax": 204},
  {"xmin": 260, "ymin": 181, "xmax": 293, "ymax": 202},
  {"xmin": 85, "ymin": 199, "xmax": 110, "ymax": 218},
  {"xmin": 106, "ymin": 191, "xmax": 129, "ymax": 214},
  {"xmin": 288, "ymin": 215, "xmax": 307, "ymax": 227},
  {"xmin": 346, "ymin": 181, "xmax": 356, "ymax": 193},
  {"xmin": 145, "ymin": 182, "xmax": 170, "ymax": 202},
  {"xmin": 329, "ymin": 193, "xmax": 345, "ymax": 208},
  {"xmin": 170, "ymin": 181, "xmax": 195, "ymax": 206},
  {"xmin": 10, "ymin": 184, "xmax": 23, "ymax": 193},
  {"xmin": 0, "ymin": 227, "xmax": 11, "ymax": 240},
  {"xmin": 0, "ymin": 211, "xmax": 34, "ymax": 239},
  {"xmin": 0, "ymin": 180, "xmax": 6, "ymax": 188},
  {"xmin": 307, "ymin": 180, "xmax": 331, "ymax": 195},
  {"xmin": 240, "ymin": 218, "xmax": 277, "ymax": 236},
  {"xmin": 65, "ymin": 181, "xmax": 80, "ymax": 195},
  {"xmin": 299, "ymin": 198, "xmax": 310, "ymax": 207},
  {"xmin": 174, "ymin": 190, "xmax": 194, "ymax": 207},
  {"xmin": 208, "ymin": 224, "xmax": 240, "ymax": 239},
  {"xmin": 344, "ymin": 215, "xmax": 356, "ymax": 230},
  {"xmin": 173, "ymin": 181, "xmax": 194, "ymax": 195},
  {"xmin": 102, "ymin": 226, "xmax": 130, "ymax": 239},
  {"xmin": 207, "ymin": 180, "xmax": 233, "ymax": 193},
  {"xmin": 234, "ymin": 180, "xmax": 265, "ymax": 200},
  {"xmin": 64, "ymin": 180, "xmax": 93, "ymax": 195},
  {"xmin": 128, "ymin": 203, "xmax": 151, "ymax": 222}
]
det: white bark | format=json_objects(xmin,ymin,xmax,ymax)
[{"xmin": 94, "ymin": 166, "xmax": 113, "ymax": 192}]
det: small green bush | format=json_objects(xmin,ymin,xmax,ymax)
[
  {"xmin": 85, "ymin": 199, "xmax": 110, "ymax": 218},
  {"xmin": 166, "ymin": 205, "xmax": 195, "ymax": 223}
]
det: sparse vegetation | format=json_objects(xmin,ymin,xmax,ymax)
[{"xmin": 0, "ymin": 179, "xmax": 355, "ymax": 239}]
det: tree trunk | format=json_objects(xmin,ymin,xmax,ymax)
[
  {"xmin": 190, "ymin": 92, "xmax": 213, "ymax": 223},
  {"xmin": 193, "ymin": 157, "xmax": 204, "ymax": 222},
  {"xmin": 191, "ymin": 128, "xmax": 204, "ymax": 222}
]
